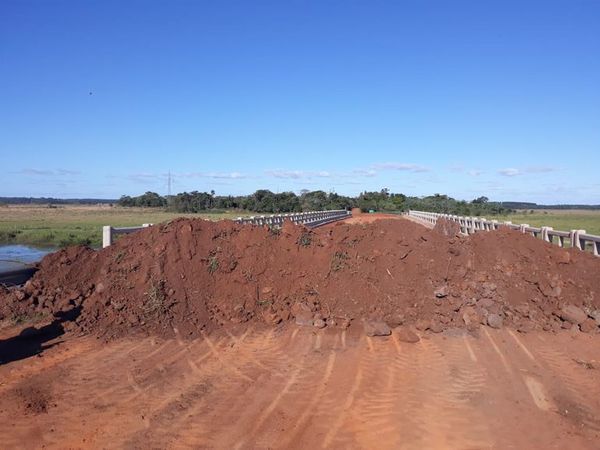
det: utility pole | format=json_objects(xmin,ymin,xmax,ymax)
[{"xmin": 168, "ymin": 170, "xmax": 172, "ymax": 196}]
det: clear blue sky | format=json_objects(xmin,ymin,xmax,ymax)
[{"xmin": 1, "ymin": 0, "xmax": 599, "ymax": 203}]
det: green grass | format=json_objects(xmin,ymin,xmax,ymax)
[
  {"xmin": 494, "ymin": 209, "xmax": 600, "ymax": 236},
  {"xmin": 0, "ymin": 205, "xmax": 252, "ymax": 248}
]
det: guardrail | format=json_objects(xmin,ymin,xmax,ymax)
[
  {"xmin": 235, "ymin": 210, "xmax": 350, "ymax": 228},
  {"xmin": 407, "ymin": 210, "xmax": 600, "ymax": 257},
  {"xmin": 102, "ymin": 210, "xmax": 351, "ymax": 248},
  {"xmin": 102, "ymin": 223, "xmax": 152, "ymax": 248}
]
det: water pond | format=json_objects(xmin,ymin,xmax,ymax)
[{"xmin": 0, "ymin": 244, "xmax": 55, "ymax": 273}]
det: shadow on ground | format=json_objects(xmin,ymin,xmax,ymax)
[{"xmin": 0, "ymin": 307, "xmax": 81, "ymax": 365}]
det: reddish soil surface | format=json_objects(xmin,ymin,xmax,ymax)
[
  {"xmin": 342, "ymin": 212, "xmax": 403, "ymax": 224},
  {"xmin": 1, "ymin": 215, "xmax": 600, "ymax": 447},
  {"xmin": 1, "ymin": 324, "xmax": 599, "ymax": 448}
]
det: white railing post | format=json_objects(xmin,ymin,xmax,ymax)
[
  {"xmin": 572, "ymin": 230, "xmax": 586, "ymax": 250},
  {"xmin": 541, "ymin": 226, "xmax": 553, "ymax": 243},
  {"xmin": 102, "ymin": 226, "xmax": 113, "ymax": 248},
  {"xmin": 569, "ymin": 230, "xmax": 578, "ymax": 248}
]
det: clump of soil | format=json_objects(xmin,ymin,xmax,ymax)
[
  {"xmin": 433, "ymin": 218, "xmax": 461, "ymax": 237},
  {"xmin": 1, "ymin": 218, "xmax": 600, "ymax": 338},
  {"xmin": 14, "ymin": 383, "xmax": 55, "ymax": 415}
]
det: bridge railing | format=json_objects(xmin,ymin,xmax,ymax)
[
  {"xmin": 102, "ymin": 210, "xmax": 351, "ymax": 248},
  {"xmin": 407, "ymin": 210, "xmax": 600, "ymax": 257},
  {"xmin": 235, "ymin": 210, "xmax": 350, "ymax": 228},
  {"xmin": 102, "ymin": 223, "xmax": 153, "ymax": 248}
]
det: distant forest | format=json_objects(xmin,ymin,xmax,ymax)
[
  {"xmin": 0, "ymin": 197, "xmax": 116, "ymax": 205},
  {"xmin": 117, "ymin": 190, "xmax": 513, "ymax": 216},
  {"xmin": 2, "ymin": 194, "xmax": 598, "ymax": 215}
]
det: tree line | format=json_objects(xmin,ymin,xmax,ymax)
[{"xmin": 117, "ymin": 190, "xmax": 513, "ymax": 216}]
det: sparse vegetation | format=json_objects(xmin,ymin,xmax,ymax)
[
  {"xmin": 207, "ymin": 256, "xmax": 219, "ymax": 273},
  {"xmin": 256, "ymin": 299, "xmax": 273, "ymax": 308},
  {"xmin": 297, "ymin": 232, "xmax": 312, "ymax": 247},
  {"xmin": 330, "ymin": 251, "xmax": 349, "ymax": 272},
  {"xmin": 143, "ymin": 279, "xmax": 166, "ymax": 315},
  {"xmin": 9, "ymin": 311, "xmax": 48, "ymax": 326},
  {"xmin": 114, "ymin": 250, "xmax": 126, "ymax": 264}
]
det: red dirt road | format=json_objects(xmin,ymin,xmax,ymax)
[
  {"xmin": 1, "ymin": 325, "xmax": 599, "ymax": 449},
  {"xmin": 341, "ymin": 212, "xmax": 403, "ymax": 224}
]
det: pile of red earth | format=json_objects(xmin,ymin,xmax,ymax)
[{"xmin": 1, "ymin": 218, "xmax": 600, "ymax": 339}]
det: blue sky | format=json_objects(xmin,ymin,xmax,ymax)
[{"xmin": 1, "ymin": 1, "xmax": 599, "ymax": 203}]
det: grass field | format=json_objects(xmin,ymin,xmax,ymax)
[
  {"xmin": 494, "ymin": 209, "xmax": 600, "ymax": 236},
  {"xmin": 0, "ymin": 205, "xmax": 251, "ymax": 248}
]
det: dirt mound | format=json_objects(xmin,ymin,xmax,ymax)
[{"xmin": 1, "ymin": 218, "xmax": 600, "ymax": 338}]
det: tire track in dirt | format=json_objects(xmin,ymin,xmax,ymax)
[
  {"xmin": 347, "ymin": 337, "xmax": 403, "ymax": 448},
  {"xmin": 305, "ymin": 334, "xmax": 426, "ymax": 449},
  {"xmin": 36, "ymin": 334, "xmax": 238, "ymax": 447},
  {"xmin": 69, "ymin": 342, "xmax": 205, "ymax": 446},
  {"xmin": 388, "ymin": 335, "xmax": 430, "ymax": 448},
  {"xmin": 482, "ymin": 327, "xmax": 512, "ymax": 374},
  {"xmin": 233, "ymin": 366, "xmax": 301, "ymax": 449},
  {"xmin": 236, "ymin": 332, "xmax": 368, "ymax": 449},
  {"xmin": 120, "ymin": 330, "xmax": 271, "ymax": 448},
  {"xmin": 320, "ymin": 349, "xmax": 364, "ymax": 448},
  {"xmin": 1, "ymin": 338, "xmax": 159, "ymax": 449},
  {"xmin": 279, "ymin": 349, "xmax": 338, "ymax": 447},
  {"xmin": 234, "ymin": 331, "xmax": 340, "ymax": 449},
  {"xmin": 408, "ymin": 338, "xmax": 490, "ymax": 449},
  {"xmin": 530, "ymin": 336, "xmax": 600, "ymax": 434},
  {"xmin": 227, "ymin": 331, "xmax": 341, "ymax": 449},
  {"xmin": 503, "ymin": 330, "xmax": 558, "ymax": 414},
  {"xmin": 442, "ymin": 334, "xmax": 488, "ymax": 405},
  {"xmin": 202, "ymin": 331, "xmax": 254, "ymax": 382},
  {"xmin": 88, "ymin": 336, "xmax": 211, "ymax": 408},
  {"xmin": 170, "ymin": 328, "xmax": 314, "ymax": 448},
  {"xmin": 470, "ymin": 329, "xmax": 600, "ymax": 448},
  {"xmin": 222, "ymin": 326, "xmax": 301, "ymax": 377},
  {"xmin": 3, "ymin": 328, "xmax": 600, "ymax": 449}
]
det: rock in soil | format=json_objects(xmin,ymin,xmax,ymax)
[
  {"xmin": 430, "ymin": 321, "xmax": 445, "ymax": 333},
  {"xmin": 394, "ymin": 327, "xmax": 420, "ymax": 343},
  {"xmin": 363, "ymin": 319, "xmax": 391, "ymax": 336},
  {"xmin": 434, "ymin": 286, "xmax": 448, "ymax": 298},
  {"xmin": 559, "ymin": 305, "xmax": 587, "ymax": 325},
  {"xmin": 295, "ymin": 311, "xmax": 313, "ymax": 326},
  {"xmin": 462, "ymin": 307, "xmax": 480, "ymax": 327},
  {"xmin": 292, "ymin": 302, "xmax": 314, "ymax": 326},
  {"xmin": 313, "ymin": 318, "xmax": 326, "ymax": 329},
  {"xmin": 487, "ymin": 313, "xmax": 503, "ymax": 329},
  {"xmin": 415, "ymin": 319, "xmax": 431, "ymax": 331},
  {"xmin": 579, "ymin": 319, "xmax": 598, "ymax": 334}
]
